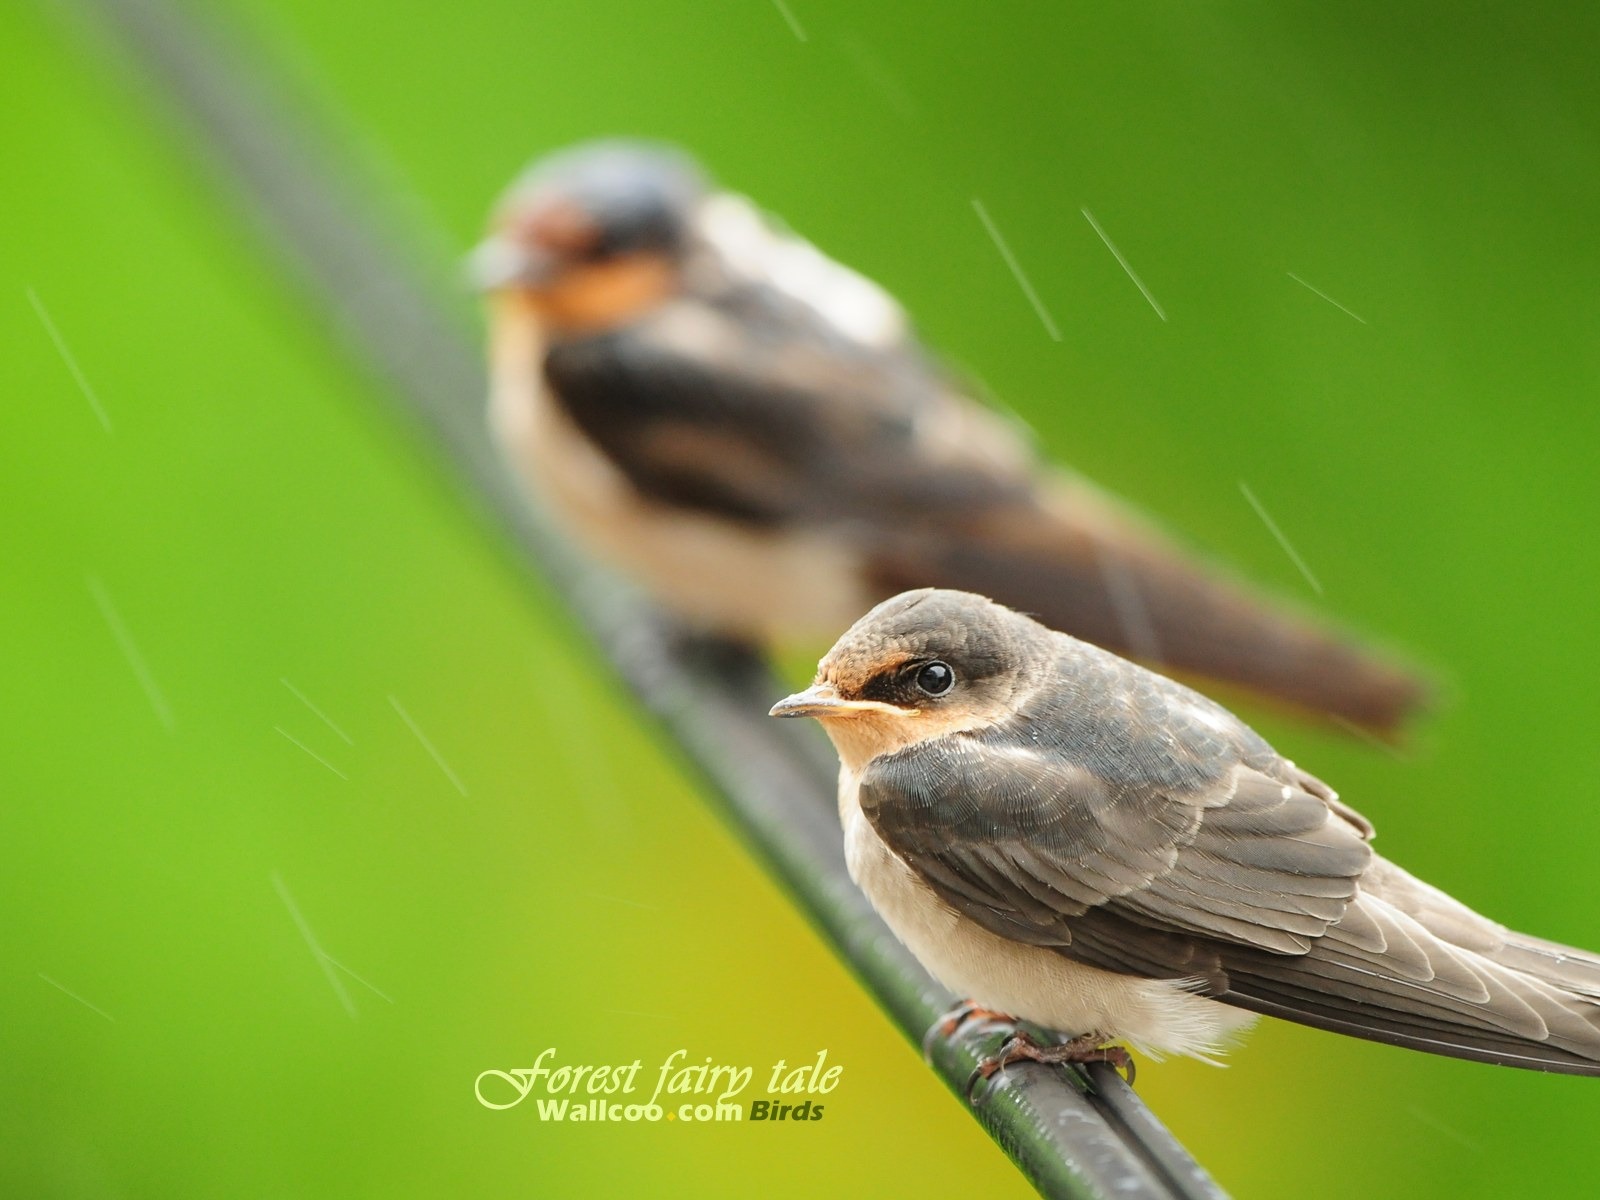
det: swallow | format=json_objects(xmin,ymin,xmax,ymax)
[
  {"xmin": 771, "ymin": 588, "xmax": 1600, "ymax": 1082},
  {"xmin": 474, "ymin": 140, "xmax": 1426, "ymax": 735}
]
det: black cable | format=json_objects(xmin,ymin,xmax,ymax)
[{"xmin": 50, "ymin": 0, "xmax": 1230, "ymax": 1193}]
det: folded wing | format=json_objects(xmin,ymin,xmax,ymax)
[{"xmin": 859, "ymin": 680, "xmax": 1600, "ymax": 1074}]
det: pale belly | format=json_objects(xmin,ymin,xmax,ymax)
[
  {"xmin": 837, "ymin": 769, "xmax": 1256, "ymax": 1062},
  {"xmin": 488, "ymin": 309, "xmax": 873, "ymax": 641}
]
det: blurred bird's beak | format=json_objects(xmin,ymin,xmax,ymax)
[
  {"xmin": 467, "ymin": 235, "xmax": 552, "ymax": 292},
  {"xmin": 770, "ymin": 683, "xmax": 898, "ymax": 719}
]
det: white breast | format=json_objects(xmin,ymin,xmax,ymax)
[{"xmin": 838, "ymin": 767, "xmax": 1256, "ymax": 1062}]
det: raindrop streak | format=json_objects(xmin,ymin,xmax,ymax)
[
  {"xmin": 1326, "ymin": 715, "xmax": 1412, "ymax": 762},
  {"xmin": 274, "ymin": 725, "xmax": 348, "ymax": 780},
  {"xmin": 1287, "ymin": 272, "xmax": 1368, "ymax": 325},
  {"xmin": 972, "ymin": 199, "xmax": 1062, "ymax": 342},
  {"xmin": 271, "ymin": 871, "xmax": 357, "ymax": 1019},
  {"xmin": 839, "ymin": 35, "xmax": 915, "ymax": 120},
  {"xmin": 87, "ymin": 575, "xmax": 174, "ymax": 731},
  {"xmin": 323, "ymin": 953, "xmax": 395, "ymax": 1004},
  {"xmin": 1091, "ymin": 542, "xmax": 1163, "ymax": 666},
  {"xmin": 1404, "ymin": 1106, "xmax": 1481, "ymax": 1153},
  {"xmin": 27, "ymin": 288, "xmax": 113, "ymax": 432},
  {"xmin": 38, "ymin": 973, "xmax": 116, "ymax": 1023},
  {"xmin": 281, "ymin": 677, "xmax": 354, "ymax": 744},
  {"xmin": 1238, "ymin": 481, "xmax": 1324, "ymax": 596},
  {"xmin": 389, "ymin": 695, "xmax": 468, "ymax": 796},
  {"xmin": 770, "ymin": 0, "xmax": 807, "ymax": 41},
  {"xmin": 1081, "ymin": 208, "xmax": 1167, "ymax": 322}
]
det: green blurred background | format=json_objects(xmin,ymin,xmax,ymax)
[{"xmin": 5, "ymin": 0, "xmax": 1600, "ymax": 1195}]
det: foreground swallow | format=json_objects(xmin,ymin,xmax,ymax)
[
  {"xmin": 772, "ymin": 588, "xmax": 1600, "ymax": 1078},
  {"xmin": 474, "ymin": 140, "xmax": 1425, "ymax": 735}
]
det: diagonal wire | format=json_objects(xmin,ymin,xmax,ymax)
[{"xmin": 47, "ymin": 1, "xmax": 1229, "ymax": 1194}]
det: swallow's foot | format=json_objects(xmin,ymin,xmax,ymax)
[
  {"xmin": 921, "ymin": 1001, "xmax": 1015, "ymax": 1064},
  {"xmin": 966, "ymin": 1031, "xmax": 1136, "ymax": 1104}
]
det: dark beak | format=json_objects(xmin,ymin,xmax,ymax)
[{"xmin": 467, "ymin": 234, "xmax": 553, "ymax": 292}]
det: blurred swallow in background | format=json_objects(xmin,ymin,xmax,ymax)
[
  {"xmin": 772, "ymin": 589, "xmax": 1600, "ymax": 1082},
  {"xmin": 473, "ymin": 140, "xmax": 1425, "ymax": 736}
]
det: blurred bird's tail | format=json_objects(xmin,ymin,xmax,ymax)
[{"xmin": 871, "ymin": 471, "xmax": 1429, "ymax": 737}]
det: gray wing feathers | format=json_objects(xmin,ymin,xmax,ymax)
[
  {"xmin": 858, "ymin": 655, "xmax": 1600, "ymax": 1071},
  {"xmin": 1228, "ymin": 861, "xmax": 1600, "ymax": 1060}
]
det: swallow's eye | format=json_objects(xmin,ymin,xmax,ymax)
[{"xmin": 914, "ymin": 661, "xmax": 955, "ymax": 697}]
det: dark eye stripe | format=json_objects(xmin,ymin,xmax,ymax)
[{"xmin": 859, "ymin": 659, "xmax": 957, "ymax": 706}]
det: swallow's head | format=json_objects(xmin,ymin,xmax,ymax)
[
  {"xmin": 771, "ymin": 589, "xmax": 1040, "ymax": 769},
  {"xmin": 471, "ymin": 140, "xmax": 706, "ymax": 330}
]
